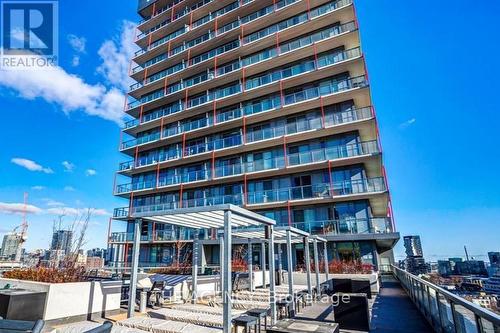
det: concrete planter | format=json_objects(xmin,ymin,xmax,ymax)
[
  {"xmin": 0, "ymin": 278, "xmax": 122, "ymax": 322},
  {"xmin": 283, "ymin": 272, "xmax": 380, "ymax": 294}
]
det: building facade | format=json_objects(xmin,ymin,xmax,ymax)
[
  {"xmin": 50, "ymin": 230, "xmax": 73, "ymax": 255},
  {"xmin": 108, "ymin": 0, "xmax": 399, "ymax": 270}
]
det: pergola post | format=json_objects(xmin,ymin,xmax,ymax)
[
  {"xmin": 191, "ymin": 232, "xmax": 199, "ymax": 303},
  {"xmin": 286, "ymin": 230, "xmax": 295, "ymax": 316},
  {"xmin": 247, "ymin": 239, "xmax": 254, "ymax": 292},
  {"xmin": 222, "ymin": 210, "xmax": 232, "ymax": 333},
  {"xmin": 304, "ymin": 236, "xmax": 312, "ymax": 301},
  {"xmin": 219, "ymin": 235, "xmax": 224, "ymax": 293},
  {"xmin": 267, "ymin": 225, "xmax": 277, "ymax": 324},
  {"xmin": 313, "ymin": 238, "xmax": 321, "ymax": 299},
  {"xmin": 127, "ymin": 219, "xmax": 141, "ymax": 318},
  {"xmin": 261, "ymin": 241, "xmax": 266, "ymax": 288},
  {"xmin": 323, "ymin": 242, "xmax": 330, "ymax": 289}
]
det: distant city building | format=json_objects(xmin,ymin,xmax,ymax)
[
  {"xmin": 438, "ymin": 260, "xmax": 453, "ymax": 276},
  {"xmin": 87, "ymin": 248, "xmax": 107, "ymax": 259},
  {"xmin": 404, "ymin": 236, "xmax": 423, "ymax": 257},
  {"xmin": 0, "ymin": 232, "xmax": 23, "ymax": 261},
  {"xmin": 455, "ymin": 260, "xmax": 488, "ymax": 277},
  {"xmin": 489, "ymin": 252, "xmax": 500, "ymax": 266},
  {"xmin": 50, "ymin": 230, "xmax": 73, "ymax": 255},
  {"xmin": 86, "ymin": 256, "xmax": 104, "ymax": 269},
  {"xmin": 403, "ymin": 235, "xmax": 428, "ymax": 275},
  {"xmin": 484, "ymin": 274, "xmax": 500, "ymax": 295}
]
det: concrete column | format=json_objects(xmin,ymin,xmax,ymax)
[
  {"xmin": 286, "ymin": 230, "xmax": 295, "ymax": 315},
  {"xmin": 127, "ymin": 219, "xmax": 141, "ymax": 318},
  {"xmin": 191, "ymin": 232, "xmax": 199, "ymax": 303},
  {"xmin": 277, "ymin": 243, "xmax": 283, "ymax": 285},
  {"xmin": 267, "ymin": 225, "xmax": 276, "ymax": 324},
  {"xmin": 261, "ymin": 241, "xmax": 266, "ymax": 287},
  {"xmin": 247, "ymin": 239, "xmax": 253, "ymax": 292},
  {"xmin": 222, "ymin": 210, "xmax": 232, "ymax": 333},
  {"xmin": 313, "ymin": 239, "xmax": 321, "ymax": 299},
  {"xmin": 304, "ymin": 237, "xmax": 312, "ymax": 299}
]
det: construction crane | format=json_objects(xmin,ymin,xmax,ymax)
[{"xmin": 12, "ymin": 192, "xmax": 29, "ymax": 262}]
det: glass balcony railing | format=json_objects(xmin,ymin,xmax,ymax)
[
  {"xmin": 184, "ymin": 135, "xmax": 243, "ymax": 157},
  {"xmin": 116, "ymin": 140, "xmax": 379, "ymax": 192},
  {"xmin": 128, "ymin": 38, "xmax": 359, "ymax": 111},
  {"xmin": 113, "ymin": 177, "xmax": 385, "ymax": 216},
  {"xmin": 109, "ymin": 229, "xmax": 197, "ymax": 242},
  {"xmin": 291, "ymin": 217, "xmax": 393, "ymax": 235},
  {"xmin": 138, "ymin": 0, "xmax": 184, "ymax": 25},
  {"xmin": 118, "ymin": 106, "xmax": 373, "ymax": 170},
  {"xmin": 247, "ymin": 178, "xmax": 386, "ymax": 204},
  {"xmin": 130, "ymin": 0, "xmax": 351, "ymax": 80}
]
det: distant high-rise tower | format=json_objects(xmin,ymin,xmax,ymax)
[
  {"xmin": 108, "ymin": 0, "xmax": 400, "ymax": 271},
  {"xmin": 403, "ymin": 235, "xmax": 427, "ymax": 275},
  {"xmin": 50, "ymin": 230, "xmax": 73, "ymax": 255},
  {"xmin": 0, "ymin": 233, "xmax": 23, "ymax": 261},
  {"xmin": 404, "ymin": 235, "xmax": 423, "ymax": 257}
]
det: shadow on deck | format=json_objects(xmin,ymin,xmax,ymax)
[{"xmin": 290, "ymin": 275, "xmax": 433, "ymax": 333}]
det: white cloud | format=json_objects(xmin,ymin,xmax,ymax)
[
  {"xmin": 97, "ymin": 20, "xmax": 137, "ymax": 91},
  {"xmin": 64, "ymin": 186, "xmax": 76, "ymax": 192},
  {"xmin": 46, "ymin": 207, "xmax": 110, "ymax": 217},
  {"xmin": 67, "ymin": 34, "xmax": 86, "ymax": 53},
  {"xmin": 0, "ymin": 202, "xmax": 43, "ymax": 214},
  {"xmin": 85, "ymin": 169, "xmax": 97, "ymax": 176},
  {"xmin": 399, "ymin": 118, "xmax": 416, "ymax": 129},
  {"xmin": 0, "ymin": 65, "xmax": 125, "ymax": 124},
  {"xmin": 11, "ymin": 158, "xmax": 53, "ymax": 174},
  {"xmin": 42, "ymin": 198, "xmax": 65, "ymax": 207},
  {"xmin": 67, "ymin": 34, "xmax": 86, "ymax": 67},
  {"xmin": 31, "ymin": 185, "xmax": 45, "ymax": 191},
  {"xmin": 62, "ymin": 160, "xmax": 75, "ymax": 172},
  {"xmin": 71, "ymin": 55, "xmax": 80, "ymax": 67}
]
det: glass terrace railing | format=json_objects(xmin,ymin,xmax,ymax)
[
  {"xmin": 291, "ymin": 217, "xmax": 393, "ymax": 235},
  {"xmin": 393, "ymin": 266, "xmax": 500, "ymax": 333}
]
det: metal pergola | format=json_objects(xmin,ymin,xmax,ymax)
[
  {"xmin": 126, "ymin": 205, "xmax": 275, "ymax": 333},
  {"xmin": 124, "ymin": 205, "xmax": 330, "ymax": 333}
]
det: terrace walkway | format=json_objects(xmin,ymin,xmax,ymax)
[{"xmin": 294, "ymin": 275, "xmax": 433, "ymax": 333}]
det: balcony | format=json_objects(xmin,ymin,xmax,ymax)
[
  {"xmin": 118, "ymin": 106, "xmax": 374, "ymax": 171},
  {"xmin": 126, "ymin": 43, "xmax": 361, "ymax": 112},
  {"xmin": 246, "ymin": 178, "xmax": 386, "ymax": 205},
  {"xmin": 113, "ymin": 176, "xmax": 386, "ymax": 216},
  {"xmin": 115, "ymin": 140, "xmax": 379, "ymax": 193},
  {"xmin": 130, "ymin": 0, "xmax": 353, "ymax": 80},
  {"xmin": 128, "ymin": 19, "xmax": 356, "ymax": 98},
  {"xmin": 120, "ymin": 75, "xmax": 369, "ymax": 152},
  {"xmin": 109, "ymin": 229, "xmax": 196, "ymax": 243},
  {"xmin": 290, "ymin": 217, "xmax": 392, "ymax": 235}
]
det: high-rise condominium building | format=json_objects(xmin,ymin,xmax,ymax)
[
  {"xmin": 0, "ymin": 232, "xmax": 23, "ymax": 261},
  {"xmin": 50, "ymin": 230, "xmax": 73, "ymax": 255},
  {"xmin": 404, "ymin": 235, "xmax": 423, "ymax": 257},
  {"xmin": 108, "ymin": 0, "xmax": 399, "ymax": 270}
]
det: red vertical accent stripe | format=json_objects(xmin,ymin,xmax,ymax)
[
  {"xmin": 320, "ymin": 96, "xmax": 326, "ymax": 128},
  {"xmin": 243, "ymin": 174, "xmax": 248, "ymax": 206},
  {"xmin": 242, "ymin": 116, "xmax": 247, "ymax": 144},
  {"xmin": 283, "ymin": 136, "xmax": 288, "ymax": 167},
  {"xmin": 179, "ymin": 184, "xmax": 184, "ymax": 208},
  {"xmin": 242, "ymin": 67, "xmax": 246, "ymax": 92},
  {"xmin": 213, "ymin": 100, "xmax": 217, "ymax": 125},
  {"xmin": 139, "ymin": 105, "xmax": 144, "ymax": 123},
  {"xmin": 182, "ymin": 133, "xmax": 186, "ymax": 158},
  {"xmin": 211, "ymin": 151, "xmax": 216, "ymax": 179},
  {"xmin": 279, "ymin": 80, "xmax": 284, "ymax": 106}
]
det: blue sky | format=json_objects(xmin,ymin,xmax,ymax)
[{"xmin": 0, "ymin": 0, "xmax": 498, "ymax": 261}]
